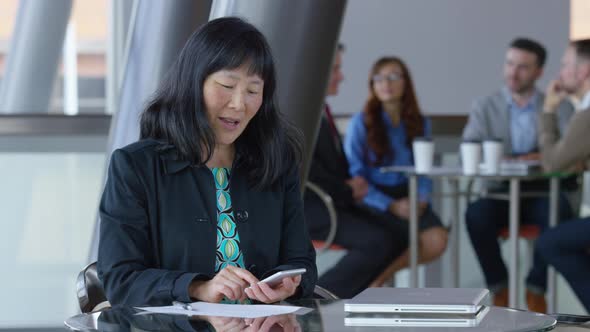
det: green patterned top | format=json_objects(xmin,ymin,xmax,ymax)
[
  {"xmin": 212, "ymin": 167, "xmax": 246, "ymax": 272},
  {"xmin": 212, "ymin": 167, "xmax": 248, "ymax": 304}
]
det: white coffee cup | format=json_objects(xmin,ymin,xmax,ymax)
[
  {"xmin": 461, "ymin": 141, "xmax": 481, "ymax": 175},
  {"xmin": 483, "ymin": 140, "xmax": 503, "ymax": 174},
  {"xmin": 413, "ymin": 138, "xmax": 434, "ymax": 174}
]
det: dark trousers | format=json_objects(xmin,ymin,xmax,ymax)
[
  {"xmin": 309, "ymin": 207, "xmax": 407, "ymax": 298},
  {"xmin": 536, "ymin": 217, "xmax": 590, "ymax": 312},
  {"xmin": 465, "ymin": 195, "xmax": 573, "ymax": 293},
  {"xmin": 306, "ymin": 192, "xmax": 411, "ymax": 298}
]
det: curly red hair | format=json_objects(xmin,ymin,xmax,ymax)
[{"xmin": 363, "ymin": 57, "xmax": 424, "ymax": 165}]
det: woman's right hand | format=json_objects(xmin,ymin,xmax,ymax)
[
  {"xmin": 200, "ymin": 314, "xmax": 301, "ymax": 332},
  {"xmin": 199, "ymin": 316, "xmax": 247, "ymax": 332},
  {"xmin": 189, "ymin": 265, "xmax": 259, "ymax": 303},
  {"xmin": 244, "ymin": 314, "xmax": 301, "ymax": 332}
]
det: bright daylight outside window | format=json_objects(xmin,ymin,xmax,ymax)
[{"xmin": 571, "ymin": 0, "xmax": 590, "ymax": 40}]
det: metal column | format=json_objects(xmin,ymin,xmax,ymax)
[
  {"xmin": 409, "ymin": 174, "xmax": 419, "ymax": 287},
  {"xmin": 105, "ymin": 0, "xmax": 212, "ymax": 153},
  {"xmin": 547, "ymin": 177, "xmax": 560, "ymax": 313},
  {"xmin": 0, "ymin": 0, "xmax": 72, "ymax": 113},
  {"xmin": 106, "ymin": 0, "xmax": 135, "ymax": 115},
  {"xmin": 450, "ymin": 178, "xmax": 461, "ymax": 287},
  {"xmin": 88, "ymin": 0, "xmax": 212, "ymax": 261},
  {"xmin": 210, "ymin": 0, "xmax": 348, "ymax": 183},
  {"xmin": 509, "ymin": 179, "xmax": 521, "ymax": 308}
]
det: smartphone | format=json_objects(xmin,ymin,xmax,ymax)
[{"xmin": 259, "ymin": 268, "xmax": 306, "ymax": 287}]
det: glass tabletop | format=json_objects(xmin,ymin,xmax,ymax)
[
  {"xmin": 380, "ymin": 165, "xmax": 573, "ymax": 181},
  {"xmin": 64, "ymin": 300, "xmax": 572, "ymax": 332}
]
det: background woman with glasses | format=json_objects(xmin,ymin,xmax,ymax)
[{"xmin": 343, "ymin": 57, "xmax": 448, "ymax": 286}]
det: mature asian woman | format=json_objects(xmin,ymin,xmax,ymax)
[{"xmin": 98, "ymin": 17, "xmax": 317, "ymax": 306}]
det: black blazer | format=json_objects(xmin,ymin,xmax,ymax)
[
  {"xmin": 305, "ymin": 115, "xmax": 362, "ymax": 237},
  {"xmin": 98, "ymin": 139, "xmax": 317, "ymax": 306},
  {"xmin": 307, "ymin": 116, "xmax": 354, "ymax": 208}
]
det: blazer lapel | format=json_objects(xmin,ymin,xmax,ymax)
[
  {"xmin": 193, "ymin": 166, "xmax": 217, "ymax": 227},
  {"xmin": 160, "ymin": 149, "xmax": 217, "ymax": 225},
  {"xmin": 228, "ymin": 167, "xmax": 252, "ymax": 269},
  {"xmin": 184, "ymin": 167, "xmax": 217, "ymax": 272}
]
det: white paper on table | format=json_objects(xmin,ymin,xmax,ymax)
[{"xmin": 135, "ymin": 302, "xmax": 313, "ymax": 318}]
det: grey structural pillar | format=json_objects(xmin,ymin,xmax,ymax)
[
  {"xmin": 210, "ymin": 0, "xmax": 348, "ymax": 184},
  {"xmin": 105, "ymin": 0, "xmax": 212, "ymax": 151},
  {"xmin": 106, "ymin": 0, "xmax": 135, "ymax": 115},
  {"xmin": 0, "ymin": 0, "xmax": 72, "ymax": 113},
  {"xmin": 88, "ymin": 0, "xmax": 212, "ymax": 261}
]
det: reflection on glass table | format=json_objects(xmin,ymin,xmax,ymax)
[
  {"xmin": 65, "ymin": 299, "xmax": 568, "ymax": 332},
  {"xmin": 344, "ymin": 306, "xmax": 491, "ymax": 328}
]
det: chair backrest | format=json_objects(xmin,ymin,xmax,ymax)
[
  {"xmin": 313, "ymin": 285, "xmax": 339, "ymax": 300},
  {"xmin": 497, "ymin": 224, "xmax": 541, "ymax": 240},
  {"xmin": 77, "ymin": 261, "xmax": 110, "ymax": 313},
  {"xmin": 305, "ymin": 181, "xmax": 339, "ymax": 254}
]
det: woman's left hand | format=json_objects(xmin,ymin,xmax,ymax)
[{"xmin": 244, "ymin": 275, "xmax": 301, "ymax": 303}]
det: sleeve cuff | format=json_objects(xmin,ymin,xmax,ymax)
[{"xmin": 172, "ymin": 272, "xmax": 212, "ymax": 302}]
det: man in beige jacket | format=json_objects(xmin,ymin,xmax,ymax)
[{"xmin": 536, "ymin": 38, "xmax": 590, "ymax": 313}]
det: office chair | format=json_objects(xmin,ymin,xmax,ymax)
[
  {"xmin": 76, "ymin": 261, "xmax": 111, "ymax": 313},
  {"xmin": 77, "ymin": 262, "xmax": 338, "ymax": 313},
  {"xmin": 304, "ymin": 181, "xmax": 341, "ymax": 254},
  {"xmin": 313, "ymin": 285, "xmax": 339, "ymax": 300}
]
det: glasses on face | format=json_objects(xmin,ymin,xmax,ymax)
[{"xmin": 372, "ymin": 73, "xmax": 403, "ymax": 83}]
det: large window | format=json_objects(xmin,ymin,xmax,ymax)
[
  {"xmin": 0, "ymin": 0, "xmax": 19, "ymax": 76},
  {"xmin": 0, "ymin": 1, "xmax": 110, "ymax": 328},
  {"xmin": 0, "ymin": 147, "xmax": 106, "ymax": 328},
  {"xmin": 53, "ymin": 0, "xmax": 108, "ymax": 114},
  {"xmin": 0, "ymin": 0, "xmax": 108, "ymax": 114},
  {"xmin": 571, "ymin": 0, "xmax": 590, "ymax": 40}
]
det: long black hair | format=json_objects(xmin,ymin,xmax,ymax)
[{"xmin": 140, "ymin": 17, "xmax": 302, "ymax": 190}]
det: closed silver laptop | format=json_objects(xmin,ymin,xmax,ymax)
[
  {"xmin": 344, "ymin": 288, "xmax": 489, "ymax": 314},
  {"xmin": 345, "ymin": 307, "xmax": 491, "ymax": 327}
]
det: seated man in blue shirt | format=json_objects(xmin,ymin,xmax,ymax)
[{"xmin": 463, "ymin": 37, "xmax": 575, "ymax": 312}]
